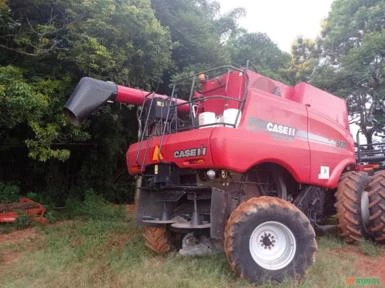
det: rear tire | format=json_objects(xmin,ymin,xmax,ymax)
[
  {"xmin": 367, "ymin": 171, "xmax": 385, "ymax": 243},
  {"xmin": 143, "ymin": 226, "xmax": 172, "ymax": 254},
  {"xmin": 335, "ymin": 171, "xmax": 369, "ymax": 243},
  {"xmin": 224, "ymin": 196, "xmax": 317, "ymax": 284}
]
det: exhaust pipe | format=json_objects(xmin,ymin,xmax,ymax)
[{"xmin": 64, "ymin": 77, "xmax": 117, "ymax": 125}]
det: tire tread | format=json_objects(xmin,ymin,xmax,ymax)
[
  {"xmin": 335, "ymin": 171, "xmax": 369, "ymax": 243},
  {"xmin": 367, "ymin": 171, "xmax": 385, "ymax": 243},
  {"xmin": 143, "ymin": 226, "xmax": 171, "ymax": 253}
]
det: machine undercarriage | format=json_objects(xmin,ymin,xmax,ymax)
[{"xmin": 137, "ymin": 163, "xmax": 334, "ymax": 255}]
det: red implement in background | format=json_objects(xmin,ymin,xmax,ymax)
[{"xmin": 0, "ymin": 197, "xmax": 47, "ymax": 224}]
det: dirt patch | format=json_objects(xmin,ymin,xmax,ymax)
[
  {"xmin": 0, "ymin": 220, "xmax": 75, "ymax": 266},
  {"xmin": 0, "ymin": 227, "xmax": 42, "ymax": 266},
  {"xmin": 1, "ymin": 250, "xmax": 22, "ymax": 265},
  {"xmin": 106, "ymin": 233, "xmax": 132, "ymax": 250},
  {"xmin": 48, "ymin": 219, "xmax": 76, "ymax": 228},
  {"xmin": 0, "ymin": 227, "xmax": 39, "ymax": 245},
  {"xmin": 125, "ymin": 204, "xmax": 136, "ymax": 217},
  {"xmin": 330, "ymin": 245, "xmax": 385, "ymax": 284}
]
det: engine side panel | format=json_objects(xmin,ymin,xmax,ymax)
[{"xmin": 210, "ymin": 89, "xmax": 311, "ymax": 183}]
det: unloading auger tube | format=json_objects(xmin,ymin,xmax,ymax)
[{"xmin": 64, "ymin": 77, "xmax": 189, "ymax": 124}]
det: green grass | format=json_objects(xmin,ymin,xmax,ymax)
[
  {"xmin": 0, "ymin": 200, "xmax": 382, "ymax": 288},
  {"xmin": 359, "ymin": 240, "xmax": 381, "ymax": 257}
]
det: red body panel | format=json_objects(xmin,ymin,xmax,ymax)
[
  {"xmin": 293, "ymin": 83, "xmax": 349, "ymax": 128},
  {"xmin": 127, "ymin": 128, "xmax": 215, "ymax": 174},
  {"xmin": 125, "ymin": 69, "xmax": 355, "ymax": 189},
  {"xmin": 197, "ymin": 70, "xmax": 245, "ymax": 114},
  {"xmin": 307, "ymin": 108, "xmax": 355, "ymax": 187}
]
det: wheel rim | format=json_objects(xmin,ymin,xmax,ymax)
[
  {"xmin": 361, "ymin": 191, "xmax": 369, "ymax": 230},
  {"xmin": 249, "ymin": 221, "xmax": 296, "ymax": 270}
]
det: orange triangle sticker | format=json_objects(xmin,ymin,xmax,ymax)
[{"xmin": 152, "ymin": 145, "xmax": 164, "ymax": 162}]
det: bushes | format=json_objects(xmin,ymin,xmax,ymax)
[
  {"xmin": 0, "ymin": 182, "xmax": 20, "ymax": 203},
  {"xmin": 64, "ymin": 190, "xmax": 126, "ymax": 221},
  {"xmin": 0, "ymin": 187, "xmax": 125, "ymax": 232}
]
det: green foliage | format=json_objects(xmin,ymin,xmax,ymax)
[
  {"xmin": 322, "ymin": 0, "xmax": 385, "ymax": 58},
  {"xmin": 43, "ymin": 210, "xmax": 58, "ymax": 224},
  {"xmin": 151, "ymin": 0, "xmax": 243, "ymax": 76},
  {"xmin": 0, "ymin": 66, "xmax": 48, "ymax": 129},
  {"xmin": 0, "ymin": 65, "xmax": 81, "ymax": 161},
  {"xmin": 359, "ymin": 240, "xmax": 381, "ymax": 257},
  {"xmin": 54, "ymin": 0, "xmax": 173, "ymax": 86},
  {"xmin": 0, "ymin": 0, "xmax": 172, "ymax": 203},
  {"xmin": 314, "ymin": 0, "xmax": 385, "ymax": 143},
  {"xmin": 286, "ymin": 37, "xmax": 321, "ymax": 84},
  {"xmin": 64, "ymin": 190, "xmax": 125, "ymax": 220},
  {"xmin": 1, "ymin": 0, "xmax": 173, "ymax": 161},
  {"xmin": 228, "ymin": 32, "xmax": 291, "ymax": 82},
  {"xmin": 14, "ymin": 214, "xmax": 31, "ymax": 229},
  {"xmin": 0, "ymin": 182, "xmax": 20, "ymax": 202}
]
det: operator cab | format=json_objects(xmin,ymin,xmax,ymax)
[{"xmin": 137, "ymin": 66, "xmax": 248, "ymax": 140}]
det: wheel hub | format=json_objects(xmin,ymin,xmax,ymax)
[
  {"xmin": 260, "ymin": 232, "xmax": 276, "ymax": 249},
  {"xmin": 361, "ymin": 191, "xmax": 369, "ymax": 230},
  {"xmin": 249, "ymin": 221, "xmax": 296, "ymax": 270}
]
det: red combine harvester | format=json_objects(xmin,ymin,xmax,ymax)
[{"xmin": 64, "ymin": 66, "xmax": 384, "ymax": 284}]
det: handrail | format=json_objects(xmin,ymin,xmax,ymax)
[{"xmin": 135, "ymin": 66, "xmax": 250, "ymax": 168}]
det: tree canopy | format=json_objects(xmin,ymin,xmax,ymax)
[
  {"xmin": 0, "ymin": 0, "xmax": 258, "ymax": 203},
  {"xmin": 312, "ymin": 0, "xmax": 385, "ymax": 144},
  {"xmin": 228, "ymin": 32, "xmax": 291, "ymax": 82}
]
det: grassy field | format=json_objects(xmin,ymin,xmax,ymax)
[{"xmin": 0, "ymin": 198, "xmax": 383, "ymax": 288}]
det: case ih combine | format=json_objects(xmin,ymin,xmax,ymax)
[{"xmin": 64, "ymin": 66, "xmax": 385, "ymax": 284}]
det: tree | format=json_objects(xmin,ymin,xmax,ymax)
[
  {"xmin": 0, "ymin": 0, "xmax": 172, "ymax": 161},
  {"xmin": 286, "ymin": 37, "xmax": 321, "ymax": 84},
  {"xmin": 0, "ymin": 0, "xmax": 173, "ymax": 202},
  {"xmin": 151, "ymin": 0, "xmax": 245, "ymax": 79},
  {"xmin": 228, "ymin": 32, "xmax": 291, "ymax": 82},
  {"xmin": 6, "ymin": 0, "xmax": 172, "ymax": 86},
  {"xmin": 315, "ymin": 0, "xmax": 385, "ymax": 144},
  {"xmin": 0, "ymin": 65, "xmax": 86, "ymax": 161}
]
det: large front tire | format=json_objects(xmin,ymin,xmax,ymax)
[
  {"xmin": 224, "ymin": 196, "xmax": 317, "ymax": 284},
  {"xmin": 335, "ymin": 171, "xmax": 369, "ymax": 243}
]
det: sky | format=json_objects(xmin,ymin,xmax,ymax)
[{"xmin": 218, "ymin": 0, "xmax": 334, "ymax": 52}]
